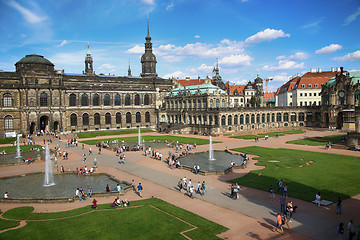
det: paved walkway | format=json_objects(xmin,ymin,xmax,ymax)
[{"xmin": 0, "ymin": 130, "xmax": 359, "ymax": 240}]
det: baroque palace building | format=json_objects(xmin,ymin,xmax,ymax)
[{"xmin": 0, "ymin": 27, "xmax": 174, "ymax": 136}]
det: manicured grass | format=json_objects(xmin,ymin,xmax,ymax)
[
  {"xmin": 0, "ymin": 137, "xmax": 17, "ymax": 144},
  {"xmin": 230, "ymin": 146, "xmax": 360, "ymax": 202},
  {"xmin": 286, "ymin": 134, "xmax": 346, "ymax": 146},
  {"xmin": 1, "ymin": 198, "xmax": 227, "ymax": 239},
  {"xmin": 77, "ymin": 129, "xmax": 155, "ymax": 139},
  {"xmin": 230, "ymin": 130, "xmax": 305, "ymax": 140},
  {"xmin": 0, "ymin": 212, "xmax": 19, "ymax": 230},
  {"xmin": 80, "ymin": 135, "xmax": 219, "ymax": 146},
  {"xmin": 0, "ymin": 145, "xmax": 42, "ymax": 153}
]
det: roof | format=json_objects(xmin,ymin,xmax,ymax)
[
  {"xmin": 327, "ymin": 71, "xmax": 360, "ymax": 86},
  {"xmin": 177, "ymin": 78, "xmax": 208, "ymax": 87},
  {"xmin": 293, "ymin": 77, "xmax": 330, "ymax": 90},
  {"xmin": 276, "ymin": 76, "xmax": 300, "ymax": 94},
  {"xmin": 226, "ymin": 83, "xmax": 246, "ymax": 95},
  {"xmin": 167, "ymin": 83, "xmax": 226, "ymax": 97},
  {"xmin": 16, "ymin": 54, "xmax": 54, "ymax": 66}
]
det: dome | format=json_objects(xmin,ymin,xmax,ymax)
[
  {"xmin": 16, "ymin": 54, "xmax": 54, "ymax": 66},
  {"xmin": 255, "ymin": 73, "xmax": 263, "ymax": 83},
  {"xmin": 141, "ymin": 52, "xmax": 157, "ymax": 62}
]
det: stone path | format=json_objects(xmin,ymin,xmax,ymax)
[{"xmin": 0, "ymin": 130, "xmax": 359, "ymax": 240}]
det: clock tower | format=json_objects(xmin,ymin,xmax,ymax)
[{"xmin": 141, "ymin": 16, "xmax": 157, "ymax": 78}]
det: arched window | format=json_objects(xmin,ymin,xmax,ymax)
[
  {"xmin": 81, "ymin": 94, "xmax": 88, "ymax": 106},
  {"xmin": 228, "ymin": 115, "xmax": 232, "ymax": 125},
  {"xmin": 114, "ymin": 94, "xmax": 121, "ymax": 106},
  {"xmin": 116, "ymin": 112, "xmax": 121, "ymax": 124},
  {"xmin": 245, "ymin": 114, "xmax": 250, "ymax": 124},
  {"xmin": 4, "ymin": 115, "xmax": 13, "ymax": 129},
  {"xmin": 69, "ymin": 94, "xmax": 76, "ymax": 106},
  {"xmin": 188, "ymin": 100, "xmax": 192, "ymax": 108},
  {"xmin": 299, "ymin": 113, "xmax": 305, "ymax": 121},
  {"xmin": 93, "ymin": 93, "xmax": 99, "ymax": 106},
  {"xmin": 94, "ymin": 113, "xmax": 100, "ymax": 125},
  {"xmin": 291, "ymin": 113, "xmax": 297, "ymax": 122},
  {"xmin": 70, "ymin": 113, "xmax": 77, "ymax": 126},
  {"xmin": 104, "ymin": 94, "xmax": 111, "ymax": 106},
  {"xmin": 210, "ymin": 99, "xmax": 213, "ymax": 108},
  {"xmin": 202, "ymin": 99, "xmax": 206, "ymax": 108},
  {"xmin": 82, "ymin": 113, "xmax": 89, "ymax": 126},
  {"xmin": 136, "ymin": 112, "xmax": 141, "ymax": 123},
  {"xmin": 251, "ymin": 114, "xmax": 255, "ymax": 124},
  {"xmin": 234, "ymin": 115, "xmax": 238, "ymax": 125},
  {"xmin": 144, "ymin": 94, "xmax": 150, "ymax": 105},
  {"xmin": 234, "ymin": 90, "xmax": 239, "ymax": 95},
  {"xmin": 134, "ymin": 94, "xmax": 140, "ymax": 105},
  {"xmin": 161, "ymin": 115, "xmax": 166, "ymax": 122},
  {"xmin": 3, "ymin": 93, "xmax": 12, "ymax": 107},
  {"xmin": 145, "ymin": 111, "xmax": 150, "ymax": 122},
  {"xmin": 126, "ymin": 112, "xmax": 132, "ymax": 123},
  {"xmin": 198, "ymin": 100, "xmax": 201, "ymax": 108},
  {"xmin": 40, "ymin": 92, "xmax": 48, "ymax": 106},
  {"xmin": 240, "ymin": 115, "xmax": 244, "ymax": 124},
  {"xmin": 262, "ymin": 114, "xmax": 265, "ymax": 123},
  {"xmin": 283, "ymin": 113, "xmax": 289, "ymax": 122},
  {"xmin": 323, "ymin": 92, "xmax": 329, "ymax": 105},
  {"xmin": 193, "ymin": 100, "xmax": 196, "ymax": 108},
  {"xmin": 221, "ymin": 115, "xmax": 226, "ymax": 125},
  {"xmin": 256, "ymin": 114, "xmax": 260, "ymax": 123},
  {"xmin": 276, "ymin": 113, "xmax": 282, "ymax": 122},
  {"xmin": 271, "ymin": 113, "xmax": 275, "ymax": 122},
  {"xmin": 221, "ymin": 99, "xmax": 225, "ymax": 108},
  {"xmin": 267, "ymin": 113, "xmax": 270, "ymax": 122},
  {"xmin": 216, "ymin": 99, "xmax": 220, "ymax": 108},
  {"xmin": 105, "ymin": 113, "xmax": 111, "ymax": 124},
  {"xmin": 125, "ymin": 94, "xmax": 131, "ymax": 106}
]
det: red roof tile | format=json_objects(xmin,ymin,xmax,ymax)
[{"xmin": 264, "ymin": 92, "xmax": 275, "ymax": 100}]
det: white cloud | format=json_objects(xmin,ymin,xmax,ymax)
[
  {"xmin": 262, "ymin": 60, "xmax": 305, "ymax": 71},
  {"xmin": 126, "ymin": 45, "xmax": 144, "ymax": 54},
  {"xmin": 276, "ymin": 55, "xmax": 286, "ymax": 60},
  {"xmin": 315, "ymin": 44, "xmax": 343, "ymax": 54},
  {"xmin": 7, "ymin": 0, "xmax": 47, "ymax": 24},
  {"xmin": 270, "ymin": 72, "xmax": 291, "ymax": 82},
  {"xmin": 288, "ymin": 52, "xmax": 308, "ymax": 60},
  {"xmin": 162, "ymin": 55, "xmax": 183, "ymax": 63},
  {"xmin": 229, "ymin": 78, "xmax": 248, "ymax": 85},
  {"xmin": 189, "ymin": 64, "xmax": 213, "ymax": 75},
  {"xmin": 141, "ymin": 0, "xmax": 155, "ymax": 5},
  {"xmin": 194, "ymin": 35, "xmax": 200, "ymax": 39},
  {"xmin": 245, "ymin": 28, "xmax": 290, "ymax": 44},
  {"xmin": 332, "ymin": 50, "xmax": 360, "ymax": 61},
  {"xmin": 58, "ymin": 40, "xmax": 69, "ymax": 47},
  {"xmin": 162, "ymin": 71, "xmax": 187, "ymax": 79},
  {"xmin": 50, "ymin": 51, "xmax": 84, "ymax": 66},
  {"xmin": 98, "ymin": 63, "xmax": 117, "ymax": 73},
  {"xmin": 166, "ymin": 2, "xmax": 174, "ymax": 10},
  {"xmin": 344, "ymin": 7, "xmax": 360, "ymax": 26},
  {"xmin": 219, "ymin": 54, "xmax": 253, "ymax": 66},
  {"xmin": 301, "ymin": 18, "xmax": 324, "ymax": 29}
]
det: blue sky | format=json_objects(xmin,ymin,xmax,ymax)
[{"xmin": 0, "ymin": 0, "xmax": 359, "ymax": 92}]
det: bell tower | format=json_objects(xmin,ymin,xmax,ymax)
[
  {"xmin": 84, "ymin": 43, "xmax": 94, "ymax": 76},
  {"xmin": 141, "ymin": 16, "xmax": 157, "ymax": 78}
]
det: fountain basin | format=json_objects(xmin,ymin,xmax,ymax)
[
  {"xmin": 178, "ymin": 151, "xmax": 245, "ymax": 175},
  {"xmin": 0, "ymin": 172, "xmax": 131, "ymax": 203}
]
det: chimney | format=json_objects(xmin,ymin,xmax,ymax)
[
  {"xmin": 331, "ymin": 67, "xmax": 335, "ymax": 72},
  {"xmin": 337, "ymin": 67, "xmax": 341, "ymax": 72},
  {"xmin": 185, "ymin": 76, "xmax": 190, "ymax": 80},
  {"xmin": 318, "ymin": 68, "xmax": 322, "ymax": 73},
  {"xmin": 310, "ymin": 68, "xmax": 316, "ymax": 73}
]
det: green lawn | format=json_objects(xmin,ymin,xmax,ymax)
[
  {"xmin": 77, "ymin": 129, "xmax": 155, "ymax": 139},
  {"xmin": 230, "ymin": 130, "xmax": 304, "ymax": 140},
  {"xmin": 286, "ymin": 134, "xmax": 346, "ymax": 146},
  {"xmin": 0, "ymin": 145, "xmax": 42, "ymax": 153},
  {"xmin": 0, "ymin": 198, "xmax": 227, "ymax": 240},
  {"xmin": 0, "ymin": 137, "xmax": 17, "ymax": 144},
  {"xmin": 0, "ymin": 212, "xmax": 19, "ymax": 230},
  {"xmin": 230, "ymin": 146, "xmax": 360, "ymax": 202},
  {"xmin": 80, "ymin": 135, "xmax": 219, "ymax": 146}
]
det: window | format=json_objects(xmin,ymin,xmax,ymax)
[
  {"xmin": 300, "ymin": 93, "xmax": 303, "ymax": 97},
  {"xmin": 125, "ymin": 94, "xmax": 131, "ymax": 106},
  {"xmin": 267, "ymin": 113, "xmax": 270, "ymax": 122},
  {"xmin": 92, "ymin": 93, "xmax": 99, "ymax": 106},
  {"xmin": 94, "ymin": 113, "xmax": 100, "ymax": 125},
  {"xmin": 283, "ymin": 113, "xmax": 289, "ymax": 122},
  {"xmin": 210, "ymin": 99, "xmax": 213, "ymax": 108},
  {"xmin": 301, "ymin": 84, "xmax": 305, "ymax": 88},
  {"xmin": 251, "ymin": 114, "xmax": 255, "ymax": 124},
  {"xmin": 256, "ymin": 114, "xmax": 260, "ymax": 123},
  {"xmin": 82, "ymin": 113, "xmax": 89, "ymax": 126},
  {"xmin": 245, "ymin": 114, "xmax": 250, "ymax": 124},
  {"xmin": 221, "ymin": 116, "xmax": 226, "ymax": 125},
  {"xmin": 276, "ymin": 113, "xmax": 282, "ymax": 122},
  {"xmin": 69, "ymin": 94, "xmax": 76, "ymax": 106},
  {"xmin": 3, "ymin": 93, "xmax": 12, "ymax": 107},
  {"xmin": 136, "ymin": 112, "xmax": 141, "ymax": 123},
  {"xmin": 198, "ymin": 100, "xmax": 201, "ymax": 108},
  {"xmin": 70, "ymin": 113, "xmax": 77, "ymax": 126},
  {"xmin": 188, "ymin": 100, "xmax": 192, "ymax": 108},
  {"xmin": 105, "ymin": 113, "xmax": 111, "ymax": 124},
  {"xmin": 234, "ymin": 115, "xmax": 238, "ymax": 125},
  {"xmin": 104, "ymin": 94, "xmax": 111, "ymax": 106},
  {"xmin": 291, "ymin": 113, "xmax": 296, "ymax": 122},
  {"xmin": 116, "ymin": 112, "xmax": 121, "ymax": 124},
  {"xmin": 315, "ymin": 84, "xmax": 318, "ymax": 88},
  {"xmin": 115, "ymin": 94, "xmax": 121, "ymax": 105},
  {"xmin": 81, "ymin": 94, "xmax": 88, "ymax": 106},
  {"xmin": 216, "ymin": 99, "xmax": 220, "ymax": 108},
  {"xmin": 262, "ymin": 114, "xmax": 265, "ymax": 123},
  {"xmin": 309, "ymin": 93, "xmax": 312, "ymax": 97},
  {"xmin": 300, "ymin": 102, "xmax": 303, "ymax": 106},
  {"xmin": 228, "ymin": 115, "xmax": 232, "ymax": 125},
  {"xmin": 240, "ymin": 115, "xmax": 244, "ymax": 124},
  {"xmin": 313, "ymin": 93, "xmax": 316, "ymax": 97},
  {"xmin": 40, "ymin": 92, "xmax": 48, "ymax": 106},
  {"xmin": 221, "ymin": 99, "xmax": 225, "ymax": 108},
  {"xmin": 271, "ymin": 113, "xmax": 275, "ymax": 122},
  {"xmin": 145, "ymin": 112, "xmax": 150, "ymax": 122},
  {"xmin": 134, "ymin": 94, "xmax": 140, "ymax": 105},
  {"xmin": 304, "ymin": 101, "xmax": 307, "ymax": 106},
  {"xmin": 126, "ymin": 112, "xmax": 131, "ymax": 123},
  {"xmin": 4, "ymin": 115, "xmax": 13, "ymax": 129},
  {"xmin": 144, "ymin": 94, "xmax": 150, "ymax": 105},
  {"xmin": 304, "ymin": 93, "xmax": 307, "ymax": 97},
  {"xmin": 308, "ymin": 84, "xmax": 312, "ymax": 88},
  {"xmin": 309, "ymin": 101, "xmax": 312, "ymax": 105}
]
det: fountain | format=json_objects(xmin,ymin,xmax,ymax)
[
  {"xmin": 15, "ymin": 134, "xmax": 22, "ymax": 159},
  {"xmin": 138, "ymin": 127, "xmax": 141, "ymax": 147},
  {"xmin": 209, "ymin": 136, "xmax": 215, "ymax": 160},
  {"xmin": 43, "ymin": 144, "xmax": 55, "ymax": 187}
]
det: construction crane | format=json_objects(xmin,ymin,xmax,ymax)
[{"xmin": 264, "ymin": 77, "xmax": 274, "ymax": 93}]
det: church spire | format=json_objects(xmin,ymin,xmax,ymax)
[
  {"xmin": 84, "ymin": 42, "xmax": 94, "ymax": 76},
  {"xmin": 141, "ymin": 16, "xmax": 157, "ymax": 78},
  {"xmin": 128, "ymin": 59, "xmax": 132, "ymax": 76}
]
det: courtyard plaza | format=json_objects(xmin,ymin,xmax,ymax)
[{"xmin": 0, "ymin": 129, "xmax": 359, "ymax": 240}]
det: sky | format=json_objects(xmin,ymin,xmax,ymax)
[{"xmin": 0, "ymin": 0, "xmax": 360, "ymax": 92}]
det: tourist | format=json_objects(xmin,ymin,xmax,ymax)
[
  {"xmin": 286, "ymin": 201, "xmax": 294, "ymax": 221},
  {"xmin": 269, "ymin": 185, "xmax": 275, "ymax": 201},
  {"xmin": 178, "ymin": 179, "xmax": 183, "ymax": 191},
  {"xmin": 82, "ymin": 143, "xmax": 84, "ymax": 149},
  {"xmin": 98, "ymin": 147, "xmax": 101, "ymax": 155},
  {"xmin": 230, "ymin": 184, "xmax": 234, "ymax": 199},
  {"xmin": 4, "ymin": 192, "xmax": 10, "ymax": 198},
  {"xmin": 189, "ymin": 185, "xmax": 194, "ymax": 199},
  {"xmin": 197, "ymin": 181, "xmax": 201, "ymax": 194},
  {"xmin": 88, "ymin": 186, "xmax": 93, "ymax": 199},
  {"xmin": 115, "ymin": 184, "xmax": 122, "ymax": 192},
  {"xmin": 123, "ymin": 199, "xmax": 130, "ymax": 207},
  {"xmin": 111, "ymin": 197, "xmax": 120, "ymax": 207},
  {"xmin": 131, "ymin": 180, "xmax": 135, "ymax": 191},
  {"xmin": 187, "ymin": 179, "xmax": 192, "ymax": 192},
  {"xmin": 182, "ymin": 177, "xmax": 187, "ymax": 189},
  {"xmin": 89, "ymin": 147, "xmax": 92, "ymax": 155},
  {"xmin": 105, "ymin": 184, "xmax": 112, "ymax": 192},
  {"xmin": 336, "ymin": 222, "xmax": 344, "ymax": 240},
  {"xmin": 79, "ymin": 187, "xmax": 86, "ymax": 200},
  {"xmin": 137, "ymin": 183, "xmax": 143, "ymax": 197},
  {"xmin": 91, "ymin": 199, "xmax": 97, "ymax": 209},
  {"xmin": 76, "ymin": 188, "xmax": 82, "ymax": 201},
  {"xmin": 279, "ymin": 194, "xmax": 286, "ymax": 213},
  {"xmin": 201, "ymin": 181, "xmax": 206, "ymax": 196},
  {"xmin": 277, "ymin": 179, "xmax": 283, "ymax": 193},
  {"xmin": 315, "ymin": 192, "xmax": 321, "ymax": 206},
  {"xmin": 336, "ymin": 196, "xmax": 342, "ymax": 214},
  {"xmin": 272, "ymin": 213, "xmax": 284, "ymax": 233},
  {"xmin": 83, "ymin": 154, "xmax": 86, "ymax": 163},
  {"xmin": 283, "ymin": 184, "xmax": 288, "ymax": 196},
  {"xmin": 348, "ymin": 220, "xmax": 356, "ymax": 240}
]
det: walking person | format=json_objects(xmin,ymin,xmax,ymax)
[
  {"xmin": 277, "ymin": 179, "xmax": 283, "ymax": 193},
  {"xmin": 280, "ymin": 194, "xmax": 286, "ymax": 213},
  {"xmin": 315, "ymin": 192, "xmax": 321, "ymax": 206},
  {"xmin": 337, "ymin": 222, "xmax": 345, "ymax": 240},
  {"xmin": 348, "ymin": 220, "xmax": 355, "ymax": 240},
  {"xmin": 272, "ymin": 213, "xmax": 284, "ymax": 233},
  {"xmin": 269, "ymin": 184, "xmax": 275, "ymax": 201},
  {"xmin": 189, "ymin": 185, "xmax": 194, "ymax": 199},
  {"xmin": 137, "ymin": 183, "xmax": 143, "ymax": 197},
  {"xmin": 89, "ymin": 147, "xmax": 92, "ymax": 155},
  {"xmin": 336, "ymin": 196, "xmax": 342, "ymax": 214},
  {"xmin": 201, "ymin": 181, "xmax": 206, "ymax": 196}
]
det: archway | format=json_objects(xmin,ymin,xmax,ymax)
[
  {"xmin": 53, "ymin": 121, "xmax": 59, "ymax": 132},
  {"xmin": 337, "ymin": 112, "xmax": 343, "ymax": 129},
  {"xmin": 39, "ymin": 116, "xmax": 49, "ymax": 131},
  {"xmin": 30, "ymin": 122, "xmax": 36, "ymax": 134}
]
